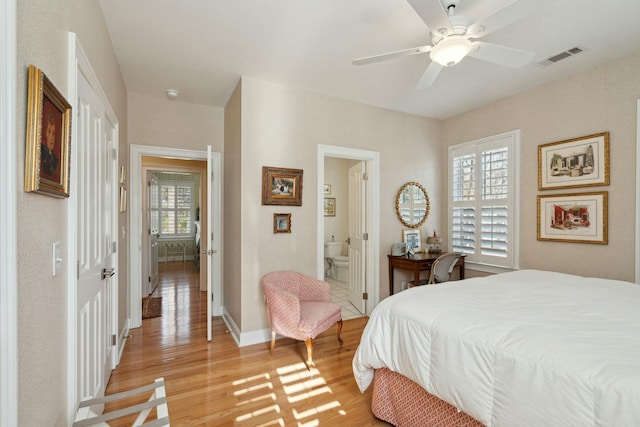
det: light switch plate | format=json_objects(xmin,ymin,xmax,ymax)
[{"xmin": 52, "ymin": 241, "xmax": 62, "ymax": 276}]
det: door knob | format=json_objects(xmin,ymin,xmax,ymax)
[{"xmin": 102, "ymin": 268, "xmax": 115, "ymax": 280}]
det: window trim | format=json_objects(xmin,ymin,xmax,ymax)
[{"xmin": 448, "ymin": 130, "xmax": 520, "ymax": 270}]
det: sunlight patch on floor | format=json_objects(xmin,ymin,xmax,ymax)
[{"xmin": 232, "ymin": 362, "xmax": 346, "ymax": 426}]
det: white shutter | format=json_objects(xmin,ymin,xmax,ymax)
[
  {"xmin": 452, "ymin": 207, "xmax": 476, "ymax": 254},
  {"xmin": 480, "ymin": 147, "xmax": 509, "ymax": 258},
  {"xmin": 452, "ymin": 153, "xmax": 475, "ymax": 202},
  {"xmin": 480, "ymin": 205, "xmax": 508, "ymax": 257}
]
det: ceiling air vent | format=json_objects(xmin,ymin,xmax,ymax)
[{"xmin": 536, "ymin": 46, "xmax": 586, "ymax": 68}]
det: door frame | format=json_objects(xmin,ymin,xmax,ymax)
[
  {"xmin": 0, "ymin": 0, "xmax": 18, "ymax": 424},
  {"xmin": 317, "ymin": 145, "xmax": 380, "ymax": 314},
  {"xmin": 129, "ymin": 144, "xmax": 222, "ymax": 328},
  {"xmin": 636, "ymin": 98, "xmax": 640, "ymax": 284}
]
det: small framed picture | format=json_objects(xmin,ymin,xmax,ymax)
[
  {"xmin": 324, "ymin": 198, "xmax": 336, "ymax": 217},
  {"xmin": 24, "ymin": 64, "xmax": 72, "ymax": 198},
  {"xmin": 537, "ymin": 191, "xmax": 608, "ymax": 244},
  {"xmin": 402, "ymin": 228, "xmax": 422, "ymax": 253},
  {"xmin": 323, "ymin": 184, "xmax": 332, "ymax": 195},
  {"xmin": 119, "ymin": 187, "xmax": 127, "ymax": 213},
  {"xmin": 274, "ymin": 213, "xmax": 291, "ymax": 233},
  {"xmin": 262, "ymin": 166, "xmax": 303, "ymax": 206}
]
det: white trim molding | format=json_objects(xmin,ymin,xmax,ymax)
[
  {"xmin": 636, "ymin": 99, "xmax": 640, "ymax": 284},
  {"xmin": 129, "ymin": 144, "xmax": 223, "ymax": 328},
  {"xmin": 0, "ymin": 0, "xmax": 18, "ymax": 425},
  {"xmin": 222, "ymin": 308, "xmax": 271, "ymax": 347}
]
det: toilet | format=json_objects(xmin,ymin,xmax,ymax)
[{"xmin": 324, "ymin": 241, "xmax": 349, "ymax": 282}]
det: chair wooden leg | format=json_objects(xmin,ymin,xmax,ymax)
[
  {"xmin": 336, "ymin": 319, "xmax": 343, "ymax": 343},
  {"xmin": 270, "ymin": 330, "xmax": 276, "ymax": 354},
  {"xmin": 305, "ymin": 338, "xmax": 314, "ymax": 367}
]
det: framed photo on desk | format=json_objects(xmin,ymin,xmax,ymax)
[{"xmin": 402, "ymin": 229, "xmax": 422, "ymax": 253}]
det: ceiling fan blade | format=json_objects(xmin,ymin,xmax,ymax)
[
  {"xmin": 353, "ymin": 45, "xmax": 431, "ymax": 66},
  {"xmin": 468, "ymin": 0, "xmax": 556, "ymax": 38},
  {"xmin": 468, "ymin": 41, "xmax": 534, "ymax": 68},
  {"xmin": 406, "ymin": 0, "xmax": 452, "ymax": 36},
  {"xmin": 416, "ymin": 61, "xmax": 443, "ymax": 89}
]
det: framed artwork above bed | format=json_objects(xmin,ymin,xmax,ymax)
[
  {"xmin": 538, "ymin": 132, "xmax": 609, "ymax": 190},
  {"xmin": 537, "ymin": 191, "xmax": 608, "ymax": 244}
]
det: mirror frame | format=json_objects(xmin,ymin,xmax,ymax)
[{"xmin": 395, "ymin": 181, "xmax": 430, "ymax": 229}]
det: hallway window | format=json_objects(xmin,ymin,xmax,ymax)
[{"xmin": 157, "ymin": 182, "xmax": 193, "ymax": 236}]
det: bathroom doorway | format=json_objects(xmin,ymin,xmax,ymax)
[
  {"xmin": 323, "ymin": 157, "xmax": 358, "ymax": 318},
  {"xmin": 317, "ymin": 145, "xmax": 380, "ymax": 317}
]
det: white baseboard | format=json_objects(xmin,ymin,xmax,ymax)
[
  {"xmin": 221, "ymin": 307, "xmax": 271, "ymax": 347},
  {"xmin": 118, "ymin": 319, "xmax": 131, "ymax": 363}
]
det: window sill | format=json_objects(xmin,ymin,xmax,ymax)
[{"xmin": 465, "ymin": 262, "xmax": 517, "ymax": 275}]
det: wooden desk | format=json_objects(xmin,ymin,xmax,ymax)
[{"xmin": 387, "ymin": 253, "xmax": 465, "ymax": 295}]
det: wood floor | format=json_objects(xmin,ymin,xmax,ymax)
[{"xmin": 105, "ymin": 262, "xmax": 389, "ymax": 426}]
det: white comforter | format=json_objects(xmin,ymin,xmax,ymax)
[{"xmin": 353, "ymin": 270, "xmax": 640, "ymax": 427}]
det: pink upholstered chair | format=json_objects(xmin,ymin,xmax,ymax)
[{"xmin": 261, "ymin": 271, "xmax": 343, "ymax": 366}]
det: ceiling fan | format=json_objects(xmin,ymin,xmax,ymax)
[{"xmin": 353, "ymin": 0, "xmax": 551, "ymax": 89}]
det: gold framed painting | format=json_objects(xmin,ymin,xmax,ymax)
[
  {"xmin": 24, "ymin": 64, "xmax": 72, "ymax": 198},
  {"xmin": 262, "ymin": 166, "xmax": 303, "ymax": 206},
  {"xmin": 323, "ymin": 198, "xmax": 336, "ymax": 217},
  {"xmin": 538, "ymin": 132, "xmax": 609, "ymax": 190},
  {"xmin": 537, "ymin": 191, "xmax": 608, "ymax": 244},
  {"xmin": 273, "ymin": 213, "xmax": 292, "ymax": 233}
]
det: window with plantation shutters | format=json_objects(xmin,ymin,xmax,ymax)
[
  {"xmin": 155, "ymin": 181, "xmax": 193, "ymax": 237},
  {"xmin": 449, "ymin": 131, "xmax": 520, "ymax": 269}
]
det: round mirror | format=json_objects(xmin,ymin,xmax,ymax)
[{"xmin": 395, "ymin": 182, "xmax": 430, "ymax": 228}]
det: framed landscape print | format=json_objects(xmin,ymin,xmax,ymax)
[
  {"xmin": 24, "ymin": 64, "xmax": 72, "ymax": 198},
  {"xmin": 537, "ymin": 192, "xmax": 608, "ymax": 244},
  {"xmin": 262, "ymin": 166, "xmax": 303, "ymax": 206},
  {"xmin": 538, "ymin": 132, "xmax": 609, "ymax": 190}
]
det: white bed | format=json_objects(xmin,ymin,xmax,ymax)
[{"xmin": 353, "ymin": 269, "xmax": 640, "ymax": 426}]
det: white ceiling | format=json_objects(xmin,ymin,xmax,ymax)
[{"xmin": 99, "ymin": 0, "xmax": 640, "ymax": 120}]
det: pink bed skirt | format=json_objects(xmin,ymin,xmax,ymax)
[{"xmin": 372, "ymin": 368, "xmax": 484, "ymax": 427}]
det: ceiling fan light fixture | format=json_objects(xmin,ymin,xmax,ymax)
[{"xmin": 430, "ymin": 38, "xmax": 473, "ymax": 67}]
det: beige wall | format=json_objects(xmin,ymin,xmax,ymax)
[
  {"xmin": 224, "ymin": 82, "xmax": 243, "ymax": 328},
  {"xmin": 443, "ymin": 52, "xmax": 640, "ymax": 282},
  {"xmin": 234, "ymin": 77, "xmax": 442, "ymax": 332},
  {"xmin": 323, "ymin": 157, "xmax": 350, "ymax": 245},
  {"xmin": 128, "ymin": 93, "xmax": 224, "ymax": 152},
  {"xmin": 16, "ymin": 0, "xmax": 127, "ymax": 425}
]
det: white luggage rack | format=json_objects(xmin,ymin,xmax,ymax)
[{"xmin": 73, "ymin": 377, "xmax": 170, "ymax": 426}]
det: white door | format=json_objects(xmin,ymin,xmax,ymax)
[
  {"xmin": 76, "ymin": 70, "xmax": 118, "ymax": 402},
  {"xmin": 348, "ymin": 161, "xmax": 367, "ymax": 313},
  {"xmin": 147, "ymin": 176, "xmax": 160, "ymax": 295},
  {"xmin": 206, "ymin": 146, "xmax": 222, "ymax": 340}
]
